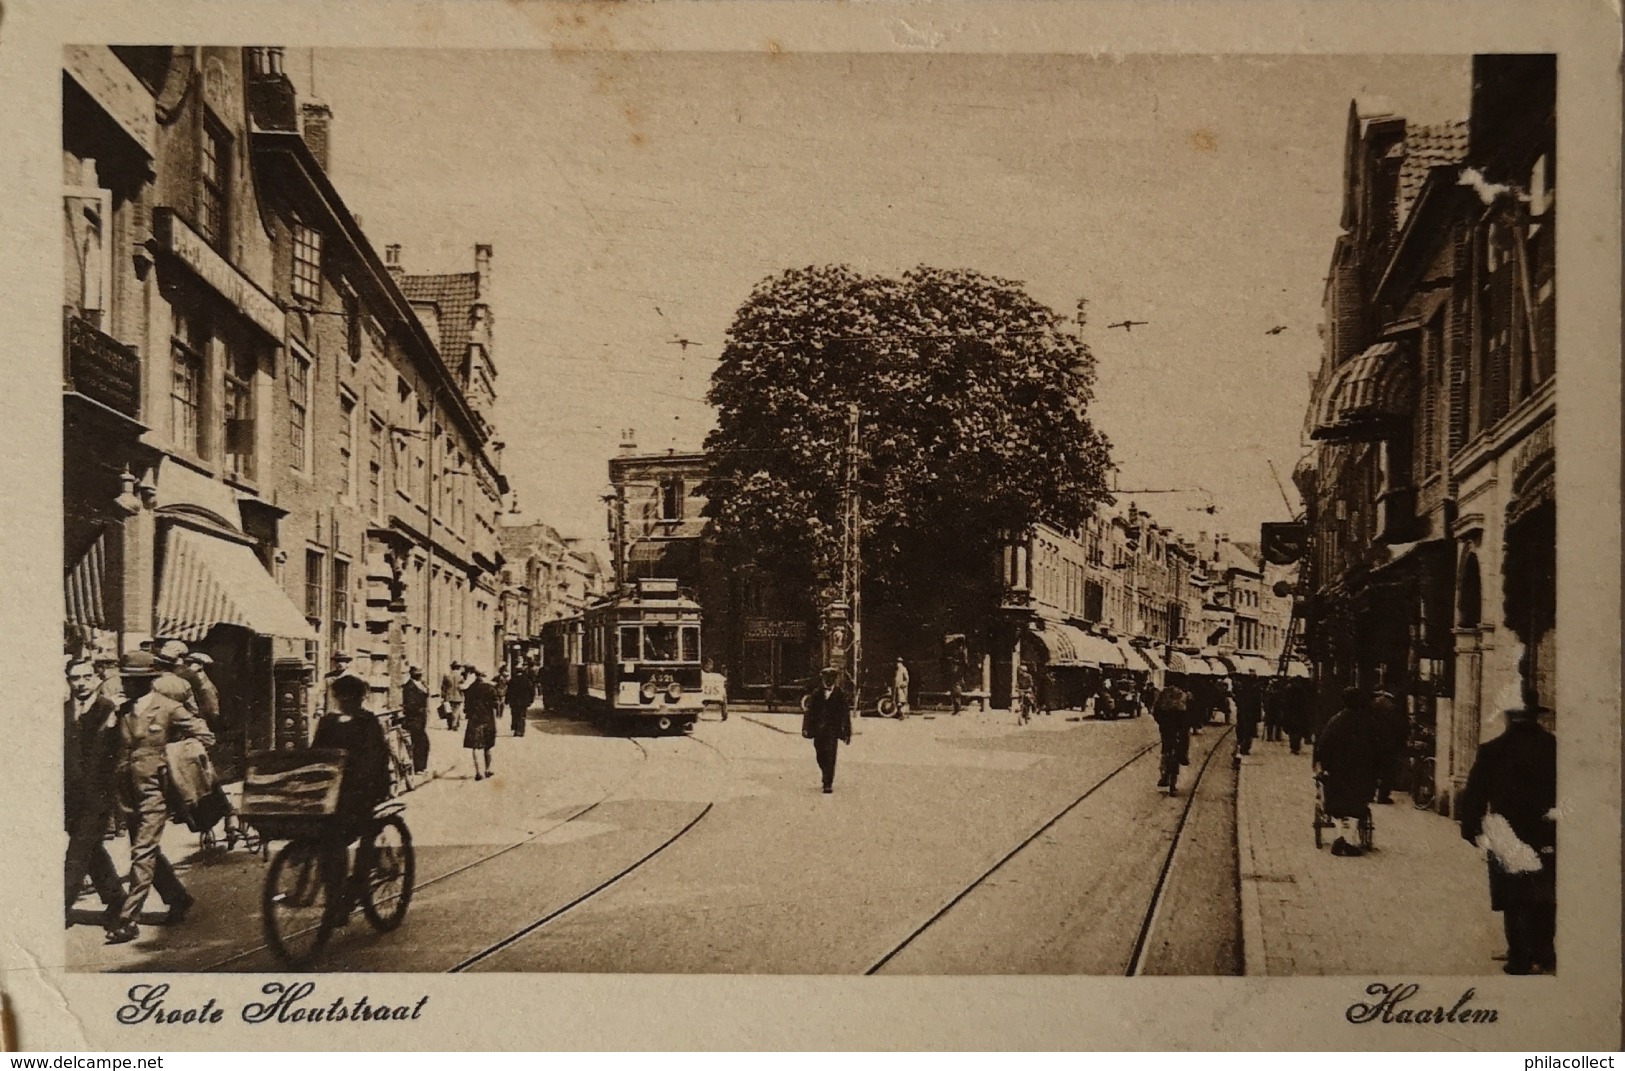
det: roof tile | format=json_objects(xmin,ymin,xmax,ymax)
[
  {"xmin": 398, "ymin": 271, "xmax": 479, "ymax": 369},
  {"xmin": 1397, "ymin": 119, "xmax": 1470, "ymax": 224}
]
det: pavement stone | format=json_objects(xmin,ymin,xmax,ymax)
[{"xmin": 1236, "ymin": 735, "xmax": 1503, "ymax": 976}]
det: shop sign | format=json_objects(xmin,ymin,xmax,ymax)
[
  {"xmin": 159, "ymin": 210, "xmax": 283, "ymax": 339},
  {"xmin": 745, "ymin": 617, "xmax": 807, "ymax": 640}
]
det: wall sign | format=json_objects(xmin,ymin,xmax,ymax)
[{"xmin": 157, "ymin": 209, "xmax": 283, "ymax": 339}]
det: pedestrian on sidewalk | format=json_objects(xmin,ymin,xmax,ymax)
[
  {"xmin": 401, "ymin": 666, "xmax": 431, "ymax": 773},
  {"xmin": 63, "ymin": 657, "xmax": 126, "ymax": 935},
  {"xmin": 891, "ymin": 657, "xmax": 911, "ymax": 718},
  {"xmin": 1263, "ymin": 677, "xmax": 1285, "ymax": 742},
  {"xmin": 701, "ymin": 658, "xmax": 728, "ymax": 722},
  {"xmin": 462, "ymin": 666, "xmax": 499, "ymax": 781},
  {"xmin": 1153, "ymin": 683, "xmax": 1191, "ymax": 787},
  {"xmin": 1313, "ymin": 687, "xmax": 1382, "ymax": 856},
  {"xmin": 107, "ymin": 650, "xmax": 214, "ymax": 944},
  {"xmin": 493, "ymin": 666, "xmax": 510, "ymax": 721},
  {"xmin": 1370, "ymin": 687, "xmax": 1408, "ymax": 804},
  {"xmin": 506, "ymin": 664, "xmax": 536, "ymax": 737},
  {"xmin": 1285, "ymin": 677, "xmax": 1313, "ymax": 754},
  {"xmin": 1456, "ymin": 688, "xmax": 1557, "ymax": 975},
  {"xmin": 1233, "ymin": 674, "xmax": 1262, "ymax": 765},
  {"xmin": 439, "ymin": 661, "xmax": 464, "ymax": 730},
  {"xmin": 802, "ymin": 666, "xmax": 852, "ymax": 794}
]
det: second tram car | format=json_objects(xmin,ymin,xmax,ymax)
[{"xmin": 538, "ymin": 578, "xmax": 705, "ymax": 732}]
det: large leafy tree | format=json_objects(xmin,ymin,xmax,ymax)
[{"xmin": 702, "ymin": 264, "xmax": 1113, "ymax": 635}]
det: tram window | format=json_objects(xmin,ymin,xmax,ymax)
[
  {"xmin": 643, "ymin": 624, "xmax": 679, "ymax": 662},
  {"xmin": 681, "ymin": 626, "xmax": 700, "ymax": 663},
  {"xmin": 619, "ymin": 625, "xmax": 640, "ymax": 662}
]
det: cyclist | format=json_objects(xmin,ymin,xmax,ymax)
[
  {"xmin": 1152, "ymin": 683, "xmax": 1191, "ymax": 790},
  {"xmin": 310, "ymin": 673, "xmax": 393, "ymax": 920}
]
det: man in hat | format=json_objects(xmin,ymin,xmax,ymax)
[
  {"xmin": 64, "ymin": 657, "xmax": 126, "ymax": 933},
  {"xmin": 107, "ymin": 649, "xmax": 214, "ymax": 944},
  {"xmin": 891, "ymin": 657, "xmax": 911, "ymax": 718},
  {"xmin": 1457, "ymin": 684, "xmax": 1557, "ymax": 974},
  {"xmin": 151, "ymin": 639, "xmax": 202, "ymax": 716},
  {"xmin": 402, "ymin": 666, "xmax": 432, "ymax": 773},
  {"xmin": 802, "ymin": 666, "xmax": 852, "ymax": 794},
  {"xmin": 439, "ymin": 661, "xmax": 465, "ymax": 730}
]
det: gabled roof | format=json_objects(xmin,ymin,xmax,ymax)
[
  {"xmin": 1396, "ymin": 120, "xmax": 1469, "ymax": 224},
  {"xmin": 398, "ymin": 271, "xmax": 479, "ymax": 369}
]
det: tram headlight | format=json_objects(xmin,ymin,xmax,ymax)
[
  {"xmin": 666, "ymin": 681, "xmax": 684, "ymax": 702},
  {"xmin": 639, "ymin": 681, "xmax": 658, "ymax": 703}
]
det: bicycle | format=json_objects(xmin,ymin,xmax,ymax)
[
  {"xmin": 376, "ymin": 709, "xmax": 418, "ymax": 797},
  {"xmin": 1404, "ymin": 724, "xmax": 1437, "ymax": 811},
  {"xmin": 1312, "ymin": 771, "xmax": 1374, "ymax": 851},
  {"xmin": 242, "ymin": 750, "xmax": 416, "ymax": 968}
]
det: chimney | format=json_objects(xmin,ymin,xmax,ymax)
[
  {"xmin": 619, "ymin": 428, "xmax": 638, "ymax": 456},
  {"xmin": 246, "ymin": 47, "xmax": 298, "ymax": 130},
  {"xmin": 474, "ymin": 244, "xmax": 492, "ymax": 293},
  {"xmin": 384, "ymin": 244, "xmax": 403, "ymax": 277},
  {"xmin": 301, "ymin": 100, "xmax": 334, "ymax": 173}
]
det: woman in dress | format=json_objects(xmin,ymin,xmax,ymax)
[{"xmin": 461, "ymin": 667, "xmax": 499, "ymax": 781}]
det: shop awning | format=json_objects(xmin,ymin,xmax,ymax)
[
  {"xmin": 1113, "ymin": 639, "xmax": 1144, "ymax": 671},
  {"xmin": 1028, "ymin": 622, "xmax": 1126, "ymax": 668},
  {"xmin": 1309, "ymin": 342, "xmax": 1414, "ymax": 442},
  {"xmin": 1202, "ymin": 655, "xmax": 1231, "ymax": 677},
  {"xmin": 66, "ymin": 530, "xmax": 109, "ymax": 631},
  {"xmin": 1226, "ymin": 653, "xmax": 1278, "ymax": 677},
  {"xmin": 1284, "ymin": 659, "xmax": 1312, "ymax": 679},
  {"xmin": 156, "ymin": 526, "xmax": 317, "ymax": 642},
  {"xmin": 1165, "ymin": 650, "xmax": 1210, "ymax": 675},
  {"xmin": 1132, "ymin": 644, "xmax": 1169, "ymax": 674}
]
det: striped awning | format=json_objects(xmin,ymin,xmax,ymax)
[
  {"xmin": 1202, "ymin": 655, "xmax": 1231, "ymax": 677},
  {"xmin": 156, "ymin": 526, "xmax": 317, "ymax": 642},
  {"xmin": 1027, "ymin": 623, "xmax": 1125, "ymax": 668},
  {"xmin": 1310, "ymin": 342, "xmax": 1414, "ymax": 442},
  {"xmin": 1113, "ymin": 639, "xmax": 1143, "ymax": 670},
  {"xmin": 66, "ymin": 531, "xmax": 109, "ymax": 630},
  {"xmin": 1165, "ymin": 650, "xmax": 1210, "ymax": 675},
  {"xmin": 1133, "ymin": 644, "xmax": 1170, "ymax": 674}
]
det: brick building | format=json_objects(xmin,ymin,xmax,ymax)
[{"xmin": 1298, "ymin": 56, "xmax": 1555, "ymax": 809}]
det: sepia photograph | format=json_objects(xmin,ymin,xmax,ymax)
[{"xmin": 8, "ymin": 0, "xmax": 1620, "ymax": 1052}]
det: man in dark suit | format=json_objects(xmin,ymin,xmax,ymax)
[
  {"xmin": 802, "ymin": 666, "xmax": 852, "ymax": 794},
  {"xmin": 64, "ymin": 658, "xmax": 126, "ymax": 933},
  {"xmin": 1456, "ymin": 690, "xmax": 1557, "ymax": 975}
]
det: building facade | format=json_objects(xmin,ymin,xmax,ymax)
[
  {"xmin": 63, "ymin": 47, "xmax": 508, "ymax": 778},
  {"xmin": 1299, "ymin": 56, "xmax": 1555, "ymax": 810}
]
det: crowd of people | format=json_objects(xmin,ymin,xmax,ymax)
[{"xmin": 64, "ymin": 642, "xmax": 548, "ymax": 946}]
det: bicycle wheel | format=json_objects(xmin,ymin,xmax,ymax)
[
  {"xmin": 262, "ymin": 838, "xmax": 335, "ymax": 967},
  {"xmin": 1411, "ymin": 758, "xmax": 1436, "ymax": 810},
  {"xmin": 361, "ymin": 815, "xmax": 415, "ymax": 933},
  {"xmin": 1359, "ymin": 810, "xmax": 1375, "ymax": 852}
]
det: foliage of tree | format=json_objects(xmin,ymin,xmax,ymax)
[{"xmin": 702, "ymin": 264, "xmax": 1114, "ymax": 634}]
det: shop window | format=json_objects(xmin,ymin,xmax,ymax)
[
  {"xmin": 169, "ymin": 313, "xmax": 206, "ymax": 457},
  {"xmin": 199, "ymin": 116, "xmax": 230, "ymax": 247},
  {"xmin": 292, "ymin": 222, "xmax": 322, "ymax": 303}
]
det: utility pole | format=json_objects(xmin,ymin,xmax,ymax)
[{"xmin": 845, "ymin": 404, "xmax": 862, "ymax": 695}]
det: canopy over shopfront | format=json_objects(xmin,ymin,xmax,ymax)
[
  {"xmin": 1026, "ymin": 622, "xmax": 1126, "ymax": 668},
  {"xmin": 156, "ymin": 525, "xmax": 317, "ymax": 643},
  {"xmin": 1165, "ymin": 649, "xmax": 1211, "ymax": 675},
  {"xmin": 66, "ymin": 529, "xmax": 110, "ymax": 632},
  {"xmin": 1309, "ymin": 341, "xmax": 1414, "ymax": 442}
]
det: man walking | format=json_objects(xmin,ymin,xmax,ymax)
[
  {"xmin": 64, "ymin": 658, "xmax": 126, "ymax": 935},
  {"xmin": 1152, "ymin": 682, "xmax": 1190, "ymax": 787},
  {"xmin": 506, "ymin": 664, "xmax": 536, "ymax": 737},
  {"xmin": 1456, "ymin": 688, "xmax": 1557, "ymax": 974},
  {"xmin": 402, "ymin": 666, "xmax": 431, "ymax": 773},
  {"xmin": 802, "ymin": 666, "xmax": 852, "ymax": 794},
  {"xmin": 1234, "ymin": 674, "xmax": 1262, "ymax": 766},
  {"xmin": 1370, "ymin": 686, "xmax": 1408, "ymax": 804},
  {"xmin": 439, "ymin": 661, "xmax": 465, "ymax": 730},
  {"xmin": 107, "ymin": 650, "xmax": 214, "ymax": 944}
]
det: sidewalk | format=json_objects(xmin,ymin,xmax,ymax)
[{"xmin": 1236, "ymin": 738, "xmax": 1503, "ymax": 975}]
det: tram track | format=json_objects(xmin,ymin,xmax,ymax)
[
  {"xmin": 865, "ymin": 722, "xmax": 1235, "ymax": 976},
  {"xmin": 444, "ymin": 729, "xmax": 729, "ymax": 972},
  {"xmin": 203, "ymin": 732, "xmax": 656, "ymax": 972}
]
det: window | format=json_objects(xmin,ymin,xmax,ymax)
[
  {"xmin": 368, "ymin": 414, "xmax": 385, "ymax": 518},
  {"xmin": 337, "ymin": 391, "xmax": 356, "ymax": 497},
  {"xmin": 330, "ymin": 558, "xmax": 350, "ymax": 655},
  {"xmin": 200, "ymin": 117, "xmax": 229, "ymax": 246},
  {"xmin": 660, "ymin": 478, "xmax": 683, "ymax": 521},
  {"xmin": 619, "ymin": 625, "xmax": 640, "ymax": 663},
  {"xmin": 680, "ymin": 626, "xmax": 701, "ymax": 663},
  {"xmin": 288, "ymin": 350, "xmax": 310, "ymax": 471},
  {"xmin": 292, "ymin": 222, "xmax": 322, "ymax": 302},
  {"xmin": 169, "ymin": 313, "xmax": 206, "ymax": 456},
  {"xmin": 304, "ymin": 549, "xmax": 325, "ymax": 636},
  {"xmin": 223, "ymin": 343, "xmax": 255, "ymax": 480},
  {"xmin": 642, "ymin": 625, "xmax": 680, "ymax": 662}
]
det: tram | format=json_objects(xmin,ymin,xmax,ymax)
[{"xmin": 538, "ymin": 577, "xmax": 705, "ymax": 733}]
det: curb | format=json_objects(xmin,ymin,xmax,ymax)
[{"xmin": 1235, "ymin": 752, "xmax": 1268, "ymax": 977}]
